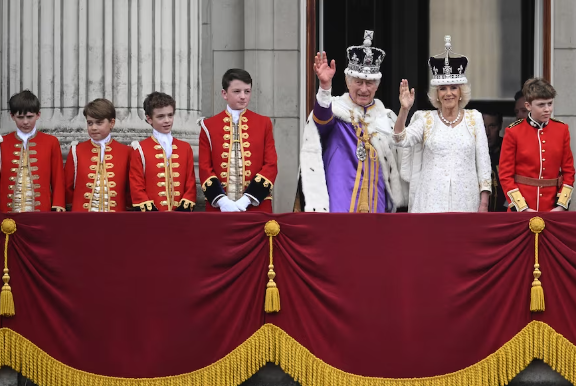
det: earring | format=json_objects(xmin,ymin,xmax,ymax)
[
  {"xmin": 459, "ymin": 97, "xmax": 462, "ymax": 100},
  {"xmin": 437, "ymin": 98, "xmax": 440, "ymax": 101}
]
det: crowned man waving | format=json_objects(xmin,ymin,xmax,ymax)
[{"xmin": 298, "ymin": 30, "xmax": 407, "ymax": 213}]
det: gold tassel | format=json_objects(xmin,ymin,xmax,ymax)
[
  {"xmin": 1, "ymin": 219, "xmax": 16, "ymax": 317},
  {"xmin": 529, "ymin": 217, "xmax": 545, "ymax": 312},
  {"xmin": 264, "ymin": 220, "xmax": 281, "ymax": 313}
]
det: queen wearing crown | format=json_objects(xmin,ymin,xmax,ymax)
[
  {"xmin": 392, "ymin": 36, "xmax": 492, "ymax": 213},
  {"xmin": 297, "ymin": 31, "xmax": 406, "ymax": 213}
]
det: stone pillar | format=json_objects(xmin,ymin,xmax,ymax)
[
  {"xmin": 203, "ymin": 0, "xmax": 301, "ymax": 213},
  {"xmin": 0, "ymin": 0, "xmax": 202, "ymax": 153}
]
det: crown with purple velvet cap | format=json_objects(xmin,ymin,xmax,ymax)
[
  {"xmin": 344, "ymin": 30, "xmax": 385, "ymax": 81},
  {"xmin": 428, "ymin": 35, "xmax": 468, "ymax": 86}
]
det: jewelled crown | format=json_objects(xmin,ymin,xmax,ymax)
[
  {"xmin": 428, "ymin": 35, "xmax": 468, "ymax": 86},
  {"xmin": 344, "ymin": 30, "xmax": 385, "ymax": 80}
]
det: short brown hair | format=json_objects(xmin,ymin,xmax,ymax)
[
  {"xmin": 522, "ymin": 78, "xmax": 556, "ymax": 103},
  {"xmin": 83, "ymin": 98, "xmax": 116, "ymax": 120},
  {"xmin": 143, "ymin": 92, "xmax": 176, "ymax": 117}
]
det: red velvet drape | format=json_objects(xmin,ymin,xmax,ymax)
[{"xmin": 1, "ymin": 212, "xmax": 575, "ymax": 379}]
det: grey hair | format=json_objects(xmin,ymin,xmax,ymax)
[
  {"xmin": 345, "ymin": 75, "xmax": 381, "ymax": 87},
  {"xmin": 427, "ymin": 83, "xmax": 471, "ymax": 109}
]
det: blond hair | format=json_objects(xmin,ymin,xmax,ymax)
[{"xmin": 427, "ymin": 84, "xmax": 471, "ymax": 109}]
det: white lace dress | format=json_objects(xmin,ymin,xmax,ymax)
[{"xmin": 393, "ymin": 109, "xmax": 492, "ymax": 213}]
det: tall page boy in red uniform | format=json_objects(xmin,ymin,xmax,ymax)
[
  {"xmin": 130, "ymin": 92, "xmax": 196, "ymax": 212},
  {"xmin": 199, "ymin": 69, "xmax": 278, "ymax": 212},
  {"xmin": 1, "ymin": 90, "xmax": 65, "ymax": 212},
  {"xmin": 65, "ymin": 99, "xmax": 131, "ymax": 212},
  {"xmin": 499, "ymin": 78, "xmax": 574, "ymax": 212}
]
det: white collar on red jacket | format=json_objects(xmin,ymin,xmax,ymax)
[
  {"xmin": 91, "ymin": 134, "xmax": 112, "ymax": 161},
  {"xmin": 16, "ymin": 126, "xmax": 37, "ymax": 148},
  {"xmin": 226, "ymin": 105, "xmax": 245, "ymax": 124},
  {"xmin": 153, "ymin": 129, "xmax": 173, "ymax": 158}
]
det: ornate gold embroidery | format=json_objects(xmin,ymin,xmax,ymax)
[
  {"xmin": 157, "ymin": 182, "xmax": 166, "ymax": 187},
  {"xmin": 155, "ymin": 154, "xmax": 164, "ymax": 159},
  {"xmin": 173, "ymin": 172, "xmax": 180, "ymax": 177},
  {"xmin": 157, "ymin": 163, "xmax": 165, "ymax": 168},
  {"xmin": 242, "ymin": 133, "xmax": 249, "ymax": 139},
  {"xmin": 221, "ymin": 162, "xmax": 228, "ymax": 168},
  {"xmin": 12, "ymin": 152, "xmax": 20, "ymax": 156},
  {"xmin": 171, "ymin": 154, "xmax": 179, "ymax": 159},
  {"xmin": 245, "ymin": 160, "xmax": 252, "ymax": 167},
  {"xmin": 91, "ymin": 148, "xmax": 98, "ymax": 153},
  {"xmin": 107, "ymin": 172, "xmax": 115, "ymax": 178},
  {"xmin": 245, "ymin": 170, "xmax": 252, "ymax": 177},
  {"xmin": 222, "ymin": 152, "xmax": 229, "ymax": 158},
  {"xmin": 91, "ymin": 156, "xmax": 98, "ymax": 162},
  {"xmin": 224, "ymin": 134, "xmax": 231, "ymax": 141},
  {"xmin": 243, "ymin": 142, "xmax": 250, "ymax": 148},
  {"xmin": 224, "ymin": 126, "xmax": 231, "ymax": 132},
  {"xmin": 105, "ymin": 154, "xmax": 113, "ymax": 160},
  {"xmin": 244, "ymin": 151, "xmax": 252, "ymax": 157},
  {"xmin": 172, "ymin": 163, "xmax": 180, "ymax": 168},
  {"xmin": 221, "ymin": 172, "xmax": 228, "ymax": 178},
  {"xmin": 157, "ymin": 173, "xmax": 166, "ymax": 178},
  {"xmin": 223, "ymin": 143, "xmax": 230, "ymax": 149},
  {"xmin": 89, "ymin": 165, "xmax": 97, "ymax": 171},
  {"xmin": 154, "ymin": 145, "xmax": 163, "ymax": 150}
]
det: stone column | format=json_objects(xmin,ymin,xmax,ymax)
[{"xmin": 0, "ymin": 0, "xmax": 202, "ymax": 153}]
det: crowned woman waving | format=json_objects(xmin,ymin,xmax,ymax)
[{"xmin": 393, "ymin": 36, "xmax": 492, "ymax": 213}]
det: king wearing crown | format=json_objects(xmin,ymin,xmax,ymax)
[{"xmin": 297, "ymin": 31, "xmax": 406, "ymax": 213}]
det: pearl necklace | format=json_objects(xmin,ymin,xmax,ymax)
[{"xmin": 439, "ymin": 110, "xmax": 461, "ymax": 126}]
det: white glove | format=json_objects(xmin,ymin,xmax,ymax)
[
  {"xmin": 235, "ymin": 195, "xmax": 252, "ymax": 211},
  {"xmin": 218, "ymin": 197, "xmax": 241, "ymax": 212}
]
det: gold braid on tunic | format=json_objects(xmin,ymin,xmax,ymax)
[{"xmin": 349, "ymin": 114, "xmax": 379, "ymax": 213}]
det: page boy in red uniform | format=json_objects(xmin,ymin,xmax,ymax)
[
  {"xmin": 1, "ymin": 90, "xmax": 65, "ymax": 212},
  {"xmin": 199, "ymin": 69, "xmax": 277, "ymax": 212},
  {"xmin": 65, "ymin": 98, "xmax": 131, "ymax": 212},
  {"xmin": 499, "ymin": 78, "xmax": 574, "ymax": 212},
  {"xmin": 130, "ymin": 92, "xmax": 196, "ymax": 212}
]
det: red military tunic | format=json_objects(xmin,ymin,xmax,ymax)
[
  {"xmin": 0, "ymin": 131, "xmax": 65, "ymax": 212},
  {"xmin": 129, "ymin": 136, "xmax": 196, "ymax": 211},
  {"xmin": 199, "ymin": 109, "xmax": 278, "ymax": 212},
  {"xmin": 64, "ymin": 139, "xmax": 132, "ymax": 212},
  {"xmin": 499, "ymin": 116, "xmax": 575, "ymax": 211}
]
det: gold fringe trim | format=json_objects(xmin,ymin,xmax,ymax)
[{"xmin": 1, "ymin": 321, "xmax": 576, "ymax": 386}]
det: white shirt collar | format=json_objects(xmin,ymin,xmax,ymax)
[
  {"xmin": 227, "ymin": 105, "xmax": 245, "ymax": 124},
  {"xmin": 152, "ymin": 129, "xmax": 174, "ymax": 158},
  {"xmin": 92, "ymin": 134, "xmax": 112, "ymax": 161},
  {"xmin": 17, "ymin": 126, "xmax": 37, "ymax": 148}
]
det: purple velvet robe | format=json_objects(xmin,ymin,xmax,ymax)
[{"xmin": 313, "ymin": 99, "xmax": 387, "ymax": 213}]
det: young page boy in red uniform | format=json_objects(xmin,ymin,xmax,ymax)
[
  {"xmin": 0, "ymin": 90, "xmax": 65, "ymax": 212},
  {"xmin": 65, "ymin": 99, "xmax": 132, "ymax": 212},
  {"xmin": 130, "ymin": 92, "xmax": 196, "ymax": 212},
  {"xmin": 499, "ymin": 78, "xmax": 574, "ymax": 211},
  {"xmin": 199, "ymin": 69, "xmax": 277, "ymax": 212}
]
